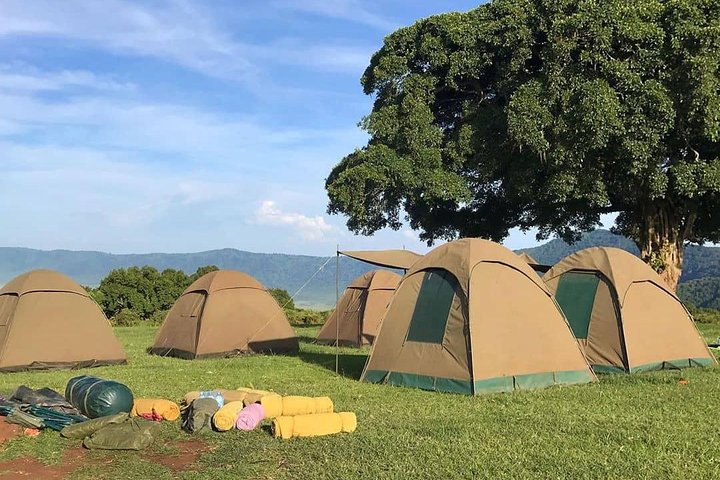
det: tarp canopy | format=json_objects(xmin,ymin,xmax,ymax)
[{"xmin": 339, "ymin": 249, "xmax": 422, "ymax": 270}]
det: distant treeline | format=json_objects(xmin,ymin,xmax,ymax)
[{"xmin": 85, "ymin": 266, "xmax": 329, "ymax": 326}]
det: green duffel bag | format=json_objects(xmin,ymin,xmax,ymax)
[
  {"xmin": 65, "ymin": 375, "xmax": 134, "ymax": 419},
  {"xmin": 83, "ymin": 418, "xmax": 160, "ymax": 450},
  {"xmin": 60, "ymin": 412, "xmax": 130, "ymax": 439},
  {"xmin": 182, "ymin": 397, "xmax": 219, "ymax": 434}
]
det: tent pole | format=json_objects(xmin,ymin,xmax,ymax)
[{"xmin": 335, "ymin": 245, "xmax": 340, "ymax": 374}]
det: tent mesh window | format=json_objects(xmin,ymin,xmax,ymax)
[
  {"xmin": 406, "ymin": 269, "xmax": 458, "ymax": 343},
  {"xmin": 182, "ymin": 293, "xmax": 206, "ymax": 320},
  {"xmin": 554, "ymin": 271, "xmax": 600, "ymax": 339},
  {"xmin": 0, "ymin": 294, "xmax": 17, "ymax": 326},
  {"xmin": 345, "ymin": 290, "xmax": 366, "ymax": 313}
]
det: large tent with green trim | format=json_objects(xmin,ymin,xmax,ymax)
[
  {"xmin": 543, "ymin": 247, "xmax": 716, "ymax": 373},
  {"xmin": 361, "ymin": 238, "xmax": 596, "ymax": 395}
]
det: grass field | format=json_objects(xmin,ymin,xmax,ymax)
[{"xmin": 0, "ymin": 324, "xmax": 719, "ymax": 479}]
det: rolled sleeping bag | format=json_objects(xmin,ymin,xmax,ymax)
[
  {"xmin": 251, "ymin": 395, "xmax": 333, "ymax": 419},
  {"xmin": 256, "ymin": 395, "xmax": 283, "ymax": 418},
  {"xmin": 280, "ymin": 396, "xmax": 333, "ymax": 416},
  {"xmin": 131, "ymin": 399, "xmax": 181, "ymax": 421},
  {"xmin": 183, "ymin": 389, "xmax": 247, "ymax": 406},
  {"xmin": 60, "ymin": 412, "xmax": 130, "ymax": 439},
  {"xmin": 65, "ymin": 376, "xmax": 134, "ymax": 419},
  {"xmin": 272, "ymin": 412, "xmax": 357, "ymax": 439},
  {"xmin": 235, "ymin": 403, "xmax": 265, "ymax": 431},
  {"xmin": 212, "ymin": 401, "xmax": 245, "ymax": 432}
]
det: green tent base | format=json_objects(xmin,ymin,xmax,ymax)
[
  {"xmin": 363, "ymin": 369, "xmax": 594, "ymax": 395},
  {"xmin": 592, "ymin": 357, "xmax": 715, "ymax": 374}
]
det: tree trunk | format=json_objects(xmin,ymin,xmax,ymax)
[{"xmin": 637, "ymin": 205, "xmax": 685, "ymax": 292}]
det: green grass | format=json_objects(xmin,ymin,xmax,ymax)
[{"xmin": 0, "ymin": 325, "xmax": 718, "ymax": 479}]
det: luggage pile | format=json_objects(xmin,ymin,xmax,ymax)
[{"xmin": 0, "ymin": 378, "xmax": 358, "ymax": 451}]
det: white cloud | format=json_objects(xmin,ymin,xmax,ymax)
[
  {"xmin": 0, "ymin": 65, "xmax": 134, "ymax": 92},
  {"xmin": 255, "ymin": 200, "xmax": 333, "ymax": 241},
  {"xmin": 402, "ymin": 229, "xmax": 418, "ymax": 241},
  {"xmin": 0, "ymin": 0, "xmax": 258, "ymax": 81},
  {"xmin": 0, "ymin": 85, "xmax": 365, "ymax": 163},
  {"xmin": 263, "ymin": 42, "xmax": 373, "ymax": 74},
  {"xmin": 0, "ymin": 0, "xmax": 377, "ymax": 80},
  {"xmin": 0, "ymin": 66, "xmax": 363, "ymax": 252},
  {"xmin": 275, "ymin": 0, "xmax": 398, "ymax": 31}
]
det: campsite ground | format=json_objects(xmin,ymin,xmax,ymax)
[{"xmin": 0, "ymin": 325, "xmax": 718, "ymax": 479}]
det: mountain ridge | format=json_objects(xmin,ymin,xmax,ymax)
[{"xmin": 2, "ymin": 229, "xmax": 720, "ymax": 307}]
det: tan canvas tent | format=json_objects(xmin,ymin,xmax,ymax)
[
  {"xmin": 543, "ymin": 247, "xmax": 716, "ymax": 373},
  {"xmin": 150, "ymin": 270, "xmax": 298, "ymax": 358},
  {"xmin": 317, "ymin": 270, "xmax": 401, "ymax": 346},
  {"xmin": 361, "ymin": 239, "xmax": 596, "ymax": 395},
  {"xmin": 0, "ymin": 269, "xmax": 126, "ymax": 371},
  {"xmin": 517, "ymin": 252, "xmax": 538, "ymax": 264}
]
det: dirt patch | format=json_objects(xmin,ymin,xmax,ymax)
[
  {"xmin": 0, "ymin": 437, "xmax": 210, "ymax": 478},
  {"xmin": 0, "ymin": 419, "xmax": 21, "ymax": 445},
  {"xmin": 0, "ymin": 448, "xmax": 86, "ymax": 479},
  {"xmin": 143, "ymin": 439, "xmax": 212, "ymax": 474}
]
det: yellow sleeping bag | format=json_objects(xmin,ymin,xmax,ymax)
[
  {"xmin": 281, "ymin": 396, "xmax": 333, "ymax": 416},
  {"xmin": 131, "ymin": 399, "xmax": 181, "ymax": 421},
  {"xmin": 272, "ymin": 412, "xmax": 357, "ymax": 439},
  {"xmin": 250, "ymin": 395, "xmax": 333, "ymax": 419},
  {"xmin": 212, "ymin": 401, "xmax": 245, "ymax": 431},
  {"xmin": 183, "ymin": 389, "xmax": 252, "ymax": 406},
  {"xmin": 237, "ymin": 388, "xmax": 278, "ymax": 407}
]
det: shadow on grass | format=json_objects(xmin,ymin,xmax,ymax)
[
  {"xmin": 297, "ymin": 335, "xmax": 318, "ymax": 344},
  {"xmin": 297, "ymin": 350, "xmax": 368, "ymax": 380}
]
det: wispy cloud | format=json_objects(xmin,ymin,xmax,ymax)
[
  {"xmin": 0, "ymin": 82, "xmax": 365, "ymax": 162},
  {"xmin": 0, "ymin": 0, "xmax": 377, "ymax": 81},
  {"xmin": 274, "ymin": 0, "xmax": 398, "ymax": 31},
  {"xmin": 255, "ymin": 200, "xmax": 333, "ymax": 241},
  {"xmin": 0, "ymin": 0, "xmax": 258, "ymax": 81},
  {"xmin": 0, "ymin": 64, "xmax": 134, "ymax": 92}
]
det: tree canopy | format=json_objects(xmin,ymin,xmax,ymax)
[
  {"xmin": 94, "ymin": 265, "xmax": 218, "ymax": 320},
  {"xmin": 326, "ymin": 0, "xmax": 720, "ymax": 289}
]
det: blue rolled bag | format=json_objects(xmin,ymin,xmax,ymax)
[{"xmin": 65, "ymin": 375, "xmax": 134, "ymax": 419}]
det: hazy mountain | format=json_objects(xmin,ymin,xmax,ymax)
[
  {"xmin": 519, "ymin": 229, "xmax": 720, "ymax": 282},
  {"xmin": 2, "ymin": 229, "xmax": 720, "ymax": 307},
  {"xmin": 0, "ymin": 247, "xmax": 384, "ymax": 308}
]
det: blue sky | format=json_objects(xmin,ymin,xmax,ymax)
[{"xmin": 0, "ymin": 0, "xmax": 567, "ymax": 256}]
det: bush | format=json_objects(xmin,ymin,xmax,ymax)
[
  {"xmin": 148, "ymin": 309, "xmax": 169, "ymax": 326},
  {"xmin": 111, "ymin": 308, "xmax": 142, "ymax": 327},
  {"xmin": 269, "ymin": 288, "xmax": 295, "ymax": 310},
  {"xmin": 686, "ymin": 303, "xmax": 720, "ymax": 324},
  {"xmin": 287, "ymin": 308, "xmax": 329, "ymax": 326}
]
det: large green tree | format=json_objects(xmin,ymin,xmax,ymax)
[
  {"xmin": 326, "ymin": 0, "xmax": 720, "ymax": 290},
  {"xmin": 96, "ymin": 265, "xmax": 218, "ymax": 319}
]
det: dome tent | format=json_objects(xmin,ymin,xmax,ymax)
[
  {"xmin": 0, "ymin": 269, "xmax": 126, "ymax": 371},
  {"xmin": 361, "ymin": 239, "xmax": 595, "ymax": 395},
  {"xmin": 517, "ymin": 252, "xmax": 538, "ymax": 264},
  {"xmin": 317, "ymin": 270, "xmax": 401, "ymax": 346},
  {"xmin": 543, "ymin": 247, "xmax": 716, "ymax": 373},
  {"xmin": 150, "ymin": 270, "xmax": 298, "ymax": 358}
]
